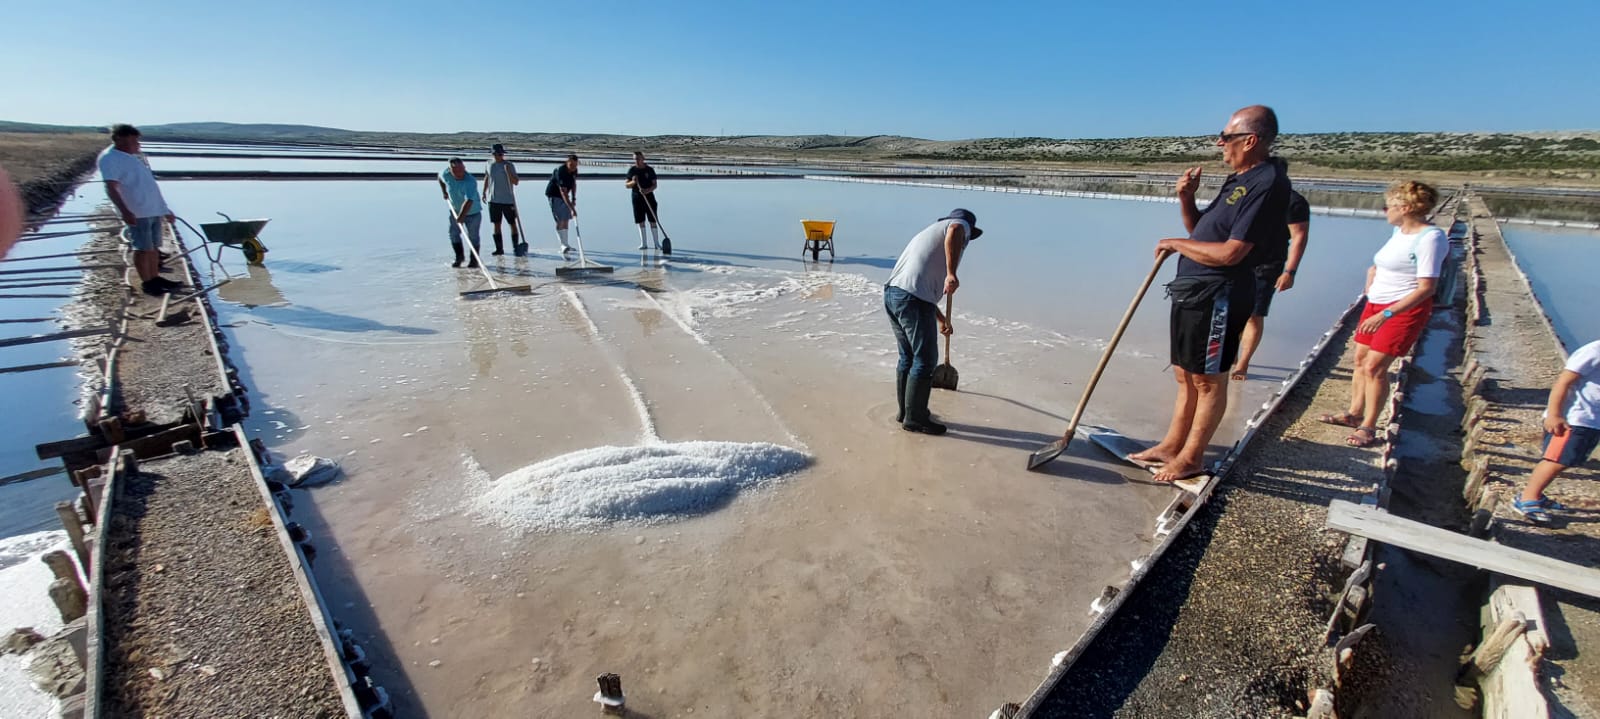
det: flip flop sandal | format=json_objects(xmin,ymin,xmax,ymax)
[
  {"xmin": 1319, "ymin": 412, "xmax": 1363, "ymax": 428},
  {"xmin": 1346, "ymin": 427, "xmax": 1380, "ymax": 448}
]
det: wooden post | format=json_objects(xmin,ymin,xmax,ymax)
[
  {"xmin": 84, "ymin": 478, "xmax": 104, "ymax": 521},
  {"xmin": 55, "ymin": 501, "xmax": 91, "ymax": 572},
  {"xmin": 1462, "ymin": 456, "xmax": 1491, "ymax": 501},
  {"xmin": 43, "ymin": 551, "xmax": 87, "ymax": 623},
  {"xmin": 97, "ymin": 417, "xmax": 124, "ymax": 444},
  {"xmin": 595, "ymin": 673, "xmax": 625, "ymax": 714}
]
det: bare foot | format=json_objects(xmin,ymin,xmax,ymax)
[
  {"xmin": 1129, "ymin": 444, "xmax": 1179, "ymax": 465},
  {"xmin": 1153, "ymin": 458, "xmax": 1206, "ymax": 483}
]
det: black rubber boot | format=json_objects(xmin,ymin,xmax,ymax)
[
  {"xmin": 901, "ymin": 374, "xmax": 947, "ymax": 435},
  {"xmin": 895, "ymin": 371, "xmax": 908, "ymax": 424},
  {"xmin": 492, "ymin": 232, "xmax": 505, "ymax": 256},
  {"xmin": 451, "ymin": 243, "xmax": 464, "ymax": 268}
]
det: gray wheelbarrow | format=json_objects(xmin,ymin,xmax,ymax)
[{"xmin": 198, "ymin": 212, "xmax": 271, "ymax": 265}]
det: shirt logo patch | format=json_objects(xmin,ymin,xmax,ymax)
[{"xmin": 1226, "ymin": 187, "xmax": 1248, "ymax": 205}]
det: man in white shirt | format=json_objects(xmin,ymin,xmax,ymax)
[
  {"xmin": 98, "ymin": 124, "xmax": 178, "ymax": 296},
  {"xmin": 1512, "ymin": 339, "xmax": 1600, "ymax": 524}
]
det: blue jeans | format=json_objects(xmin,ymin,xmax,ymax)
[
  {"xmin": 448, "ymin": 211, "xmax": 482, "ymax": 250},
  {"xmin": 884, "ymin": 285, "xmax": 938, "ymax": 377}
]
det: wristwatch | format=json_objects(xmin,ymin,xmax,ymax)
[
  {"xmin": 1381, "ymin": 309, "xmax": 1395, "ymax": 319},
  {"xmin": 1284, "ymin": 268, "xmax": 1297, "ymax": 276}
]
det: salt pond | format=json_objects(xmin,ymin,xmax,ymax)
[
  {"xmin": 152, "ymin": 162, "xmax": 1402, "ymax": 714},
  {"xmin": 10, "ymin": 150, "xmax": 1397, "ymax": 714},
  {"xmin": 1502, "ymin": 226, "xmax": 1600, "ymax": 351}
]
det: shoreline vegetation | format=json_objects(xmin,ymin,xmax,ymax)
[{"xmin": 2, "ymin": 120, "xmax": 1597, "ymax": 191}]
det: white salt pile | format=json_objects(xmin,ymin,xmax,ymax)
[
  {"xmin": 0, "ymin": 530, "xmax": 72, "ymax": 717},
  {"xmin": 468, "ymin": 441, "xmax": 811, "ymax": 533}
]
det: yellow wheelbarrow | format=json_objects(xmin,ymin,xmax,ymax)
[{"xmin": 801, "ymin": 219, "xmax": 835, "ymax": 262}]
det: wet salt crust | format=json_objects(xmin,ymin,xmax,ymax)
[{"xmin": 468, "ymin": 441, "xmax": 810, "ymax": 534}]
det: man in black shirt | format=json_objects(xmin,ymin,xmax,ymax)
[
  {"xmin": 545, "ymin": 154, "xmax": 579, "ymax": 253},
  {"xmin": 1131, "ymin": 105, "xmax": 1291, "ymax": 483},
  {"xmin": 1231, "ymin": 189, "xmax": 1311, "ymax": 379},
  {"xmin": 625, "ymin": 151, "xmax": 661, "ymax": 251}
]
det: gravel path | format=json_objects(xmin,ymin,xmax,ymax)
[
  {"xmin": 1464, "ymin": 194, "xmax": 1600, "ymax": 717},
  {"xmin": 99, "ymin": 448, "xmax": 344, "ymax": 718},
  {"xmin": 1034, "ymin": 325, "xmax": 1385, "ymax": 717},
  {"xmin": 1034, "ymin": 196, "xmax": 1486, "ymax": 718}
]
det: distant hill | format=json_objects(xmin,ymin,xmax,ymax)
[
  {"xmin": 144, "ymin": 122, "xmax": 358, "ymax": 141},
  {"xmin": 0, "ymin": 120, "xmax": 105, "ymax": 134},
  {"xmin": 4, "ymin": 120, "xmax": 1597, "ymax": 175}
]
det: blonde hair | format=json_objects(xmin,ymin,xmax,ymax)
[{"xmin": 1386, "ymin": 180, "xmax": 1438, "ymax": 217}]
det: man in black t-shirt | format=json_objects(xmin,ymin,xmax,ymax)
[
  {"xmin": 1231, "ymin": 189, "xmax": 1311, "ymax": 380},
  {"xmin": 625, "ymin": 151, "xmax": 661, "ymax": 251},
  {"xmin": 1131, "ymin": 105, "xmax": 1291, "ymax": 483},
  {"xmin": 545, "ymin": 154, "xmax": 579, "ymax": 253}
]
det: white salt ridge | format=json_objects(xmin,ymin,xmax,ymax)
[
  {"xmin": 0, "ymin": 530, "xmax": 71, "ymax": 718},
  {"xmin": 563, "ymin": 289, "xmax": 658, "ymax": 443},
  {"xmin": 469, "ymin": 441, "xmax": 811, "ymax": 534},
  {"xmin": 637, "ymin": 290, "xmax": 805, "ymax": 449}
]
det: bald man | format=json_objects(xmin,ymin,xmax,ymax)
[{"xmin": 1132, "ymin": 105, "xmax": 1292, "ymax": 482}]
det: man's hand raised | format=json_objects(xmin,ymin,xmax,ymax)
[{"xmin": 1176, "ymin": 166, "xmax": 1203, "ymax": 197}]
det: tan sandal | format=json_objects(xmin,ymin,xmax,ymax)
[{"xmin": 1346, "ymin": 426, "xmax": 1380, "ymax": 448}]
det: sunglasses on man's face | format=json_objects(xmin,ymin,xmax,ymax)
[{"xmin": 1218, "ymin": 131, "xmax": 1255, "ymax": 143}]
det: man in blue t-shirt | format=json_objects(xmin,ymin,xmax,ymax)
[
  {"xmin": 1131, "ymin": 105, "xmax": 1291, "ymax": 483},
  {"xmin": 438, "ymin": 158, "xmax": 482, "ymax": 268}
]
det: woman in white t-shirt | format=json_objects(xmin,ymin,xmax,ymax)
[{"xmin": 1319, "ymin": 180, "xmax": 1449, "ymax": 447}]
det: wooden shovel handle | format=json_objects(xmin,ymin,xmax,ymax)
[
  {"xmin": 942, "ymin": 295, "xmax": 953, "ymax": 360},
  {"xmin": 1060, "ymin": 250, "xmax": 1173, "ymax": 439}
]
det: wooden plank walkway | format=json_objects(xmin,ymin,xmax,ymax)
[{"xmin": 1327, "ymin": 500, "xmax": 1600, "ymax": 599}]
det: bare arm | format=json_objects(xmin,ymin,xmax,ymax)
[
  {"xmin": 942, "ymin": 223, "xmax": 968, "ymax": 296},
  {"xmin": 1364, "ymin": 266, "xmax": 1376, "ymax": 295},
  {"xmin": 506, "ymin": 164, "xmax": 518, "ymax": 185},
  {"xmin": 1356, "ymin": 278, "xmax": 1436, "ymax": 334},
  {"xmin": 439, "ymin": 178, "xmax": 449, "ymax": 200},
  {"xmin": 103, "ymin": 181, "xmax": 136, "ymax": 224},
  {"xmin": 1546, "ymin": 370, "xmax": 1581, "ymax": 434},
  {"xmin": 1176, "ymin": 167, "xmax": 1203, "ymax": 233},
  {"xmin": 1277, "ymin": 221, "xmax": 1309, "ymax": 291},
  {"xmin": 1156, "ymin": 236, "xmax": 1252, "ymax": 267}
]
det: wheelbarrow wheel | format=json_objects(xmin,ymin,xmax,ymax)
[{"xmin": 241, "ymin": 237, "xmax": 267, "ymax": 265}]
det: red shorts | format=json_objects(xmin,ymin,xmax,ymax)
[{"xmin": 1354, "ymin": 300, "xmax": 1431, "ymax": 357}]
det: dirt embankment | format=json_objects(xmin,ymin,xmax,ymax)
[{"xmin": 0, "ymin": 131, "xmax": 106, "ymax": 216}]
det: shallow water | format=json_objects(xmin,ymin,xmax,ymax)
[
  {"xmin": 1502, "ymin": 226, "xmax": 1600, "ymax": 351},
  {"xmin": 4, "ymin": 152, "xmax": 1401, "ymax": 712},
  {"xmin": 147, "ymin": 166, "xmax": 1401, "ymax": 714},
  {"xmin": 0, "ymin": 184, "xmax": 112, "ymax": 539}
]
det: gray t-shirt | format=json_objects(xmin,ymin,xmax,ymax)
[
  {"xmin": 886, "ymin": 219, "xmax": 971, "ymax": 304},
  {"xmin": 484, "ymin": 160, "xmax": 517, "ymax": 204}
]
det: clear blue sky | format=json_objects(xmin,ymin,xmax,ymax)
[{"xmin": 2, "ymin": 0, "xmax": 1595, "ymax": 139}]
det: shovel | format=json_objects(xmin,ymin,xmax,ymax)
[
  {"xmin": 1026, "ymin": 249, "xmax": 1172, "ymax": 470},
  {"xmin": 932, "ymin": 295, "xmax": 958, "ymax": 390}
]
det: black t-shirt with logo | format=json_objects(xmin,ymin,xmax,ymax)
[
  {"xmin": 626, "ymin": 165, "xmax": 657, "ymax": 197},
  {"xmin": 1178, "ymin": 158, "xmax": 1291, "ymax": 280},
  {"xmin": 545, "ymin": 165, "xmax": 577, "ymax": 198}
]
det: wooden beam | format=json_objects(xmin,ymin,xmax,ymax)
[
  {"xmin": 0, "ymin": 326, "xmax": 112, "ymax": 349},
  {"xmin": 0, "ymin": 317, "xmax": 56, "ymax": 324},
  {"xmin": 3, "ymin": 248, "xmax": 123, "ymax": 263},
  {"xmin": 36, "ymin": 420, "xmax": 185, "ymax": 459},
  {"xmin": 0, "ymin": 360, "xmax": 79, "ymax": 375},
  {"xmin": 0, "ymin": 263, "xmax": 124, "ymax": 276},
  {"xmin": 1327, "ymin": 500, "xmax": 1600, "ymax": 598},
  {"xmin": 0, "ymin": 465, "xmax": 65, "ymax": 486}
]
